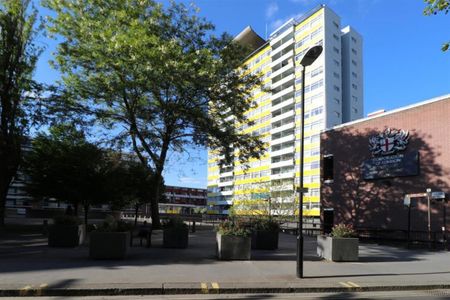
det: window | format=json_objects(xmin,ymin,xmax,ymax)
[
  {"xmin": 334, "ymin": 98, "xmax": 340, "ymax": 104},
  {"xmin": 334, "ymin": 111, "xmax": 341, "ymax": 118},
  {"xmin": 310, "ymin": 79, "xmax": 324, "ymax": 92},
  {"xmin": 353, "ymin": 107, "xmax": 358, "ymax": 114},
  {"xmin": 351, "ymin": 36, "xmax": 357, "ymax": 43},
  {"xmin": 296, "ymin": 35, "xmax": 310, "ymax": 48},
  {"xmin": 309, "ymin": 106, "xmax": 323, "ymax": 118},
  {"xmin": 310, "ymin": 14, "xmax": 322, "ymax": 27},
  {"xmin": 323, "ymin": 154, "xmax": 334, "ymax": 181},
  {"xmin": 333, "ymin": 33, "xmax": 339, "ymax": 41},
  {"xmin": 352, "ymin": 72, "xmax": 357, "ymax": 78},
  {"xmin": 352, "ymin": 48, "xmax": 357, "ymax": 55},
  {"xmin": 333, "ymin": 59, "xmax": 340, "ymax": 67},
  {"xmin": 352, "ymin": 60, "xmax": 357, "ymax": 66},
  {"xmin": 333, "ymin": 47, "xmax": 339, "ymax": 54},
  {"xmin": 333, "ymin": 72, "xmax": 340, "ymax": 79},
  {"xmin": 352, "ymin": 83, "xmax": 358, "ymax": 90},
  {"xmin": 311, "ymin": 27, "xmax": 323, "ymax": 39},
  {"xmin": 333, "ymin": 85, "xmax": 340, "ymax": 92},
  {"xmin": 352, "ymin": 95, "xmax": 358, "ymax": 102},
  {"xmin": 333, "ymin": 21, "xmax": 339, "ymax": 29},
  {"xmin": 310, "ymin": 66, "xmax": 323, "ymax": 78}
]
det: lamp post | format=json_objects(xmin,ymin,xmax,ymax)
[
  {"xmin": 296, "ymin": 45, "xmax": 323, "ymax": 278},
  {"xmin": 426, "ymin": 188, "xmax": 432, "ymax": 248}
]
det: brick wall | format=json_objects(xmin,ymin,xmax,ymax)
[{"xmin": 321, "ymin": 96, "xmax": 450, "ymax": 232}]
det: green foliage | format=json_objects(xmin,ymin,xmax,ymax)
[
  {"xmin": 0, "ymin": 0, "xmax": 44, "ymax": 226},
  {"xmin": 193, "ymin": 207, "xmax": 207, "ymax": 214},
  {"xmin": 424, "ymin": 0, "xmax": 449, "ymax": 51},
  {"xmin": 96, "ymin": 215, "xmax": 133, "ymax": 232},
  {"xmin": 251, "ymin": 217, "xmax": 280, "ymax": 232},
  {"xmin": 43, "ymin": 0, "xmax": 265, "ymax": 226},
  {"xmin": 331, "ymin": 223, "xmax": 356, "ymax": 238},
  {"xmin": 24, "ymin": 124, "xmax": 105, "ymax": 210},
  {"xmin": 53, "ymin": 215, "xmax": 81, "ymax": 226},
  {"xmin": 163, "ymin": 217, "xmax": 188, "ymax": 230},
  {"xmin": 217, "ymin": 219, "xmax": 251, "ymax": 237}
]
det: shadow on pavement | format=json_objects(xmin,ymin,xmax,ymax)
[
  {"xmin": 307, "ymin": 270, "xmax": 450, "ymax": 279},
  {"xmin": 0, "ymin": 224, "xmax": 431, "ymax": 276}
]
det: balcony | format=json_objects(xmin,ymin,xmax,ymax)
[
  {"xmin": 270, "ymin": 122, "xmax": 295, "ymax": 135},
  {"xmin": 270, "ymin": 146, "xmax": 294, "ymax": 157},
  {"xmin": 271, "ymin": 63, "xmax": 293, "ymax": 80},
  {"xmin": 270, "ymin": 159, "xmax": 294, "ymax": 169},
  {"xmin": 218, "ymin": 181, "xmax": 233, "ymax": 187},
  {"xmin": 271, "ymin": 134, "xmax": 295, "ymax": 146},
  {"xmin": 271, "ymin": 85, "xmax": 294, "ymax": 101},
  {"xmin": 271, "ymin": 73, "xmax": 295, "ymax": 90},
  {"xmin": 271, "ymin": 50, "xmax": 294, "ymax": 69},
  {"xmin": 270, "ymin": 172, "xmax": 294, "ymax": 180},
  {"xmin": 271, "ymin": 110, "xmax": 295, "ymax": 124}
]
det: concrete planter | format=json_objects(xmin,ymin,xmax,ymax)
[
  {"xmin": 251, "ymin": 230, "xmax": 279, "ymax": 250},
  {"xmin": 163, "ymin": 227, "xmax": 189, "ymax": 248},
  {"xmin": 48, "ymin": 224, "xmax": 85, "ymax": 247},
  {"xmin": 317, "ymin": 235, "xmax": 359, "ymax": 262},
  {"xmin": 216, "ymin": 232, "xmax": 251, "ymax": 260},
  {"xmin": 89, "ymin": 231, "xmax": 130, "ymax": 259}
]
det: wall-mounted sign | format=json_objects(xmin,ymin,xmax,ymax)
[
  {"xmin": 362, "ymin": 151, "xmax": 419, "ymax": 180},
  {"xmin": 369, "ymin": 128, "xmax": 409, "ymax": 156}
]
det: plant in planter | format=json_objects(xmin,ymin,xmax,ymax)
[
  {"xmin": 317, "ymin": 223, "xmax": 358, "ymax": 262},
  {"xmin": 89, "ymin": 216, "xmax": 133, "ymax": 259},
  {"xmin": 163, "ymin": 217, "xmax": 189, "ymax": 248},
  {"xmin": 251, "ymin": 217, "xmax": 280, "ymax": 250},
  {"xmin": 48, "ymin": 215, "xmax": 85, "ymax": 247},
  {"xmin": 216, "ymin": 219, "xmax": 251, "ymax": 260}
]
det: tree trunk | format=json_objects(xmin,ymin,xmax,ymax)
[
  {"xmin": 74, "ymin": 202, "xmax": 79, "ymax": 216},
  {"xmin": 0, "ymin": 161, "xmax": 17, "ymax": 227},
  {"xmin": 0, "ymin": 179, "xmax": 10, "ymax": 227},
  {"xmin": 134, "ymin": 204, "xmax": 139, "ymax": 227},
  {"xmin": 151, "ymin": 171, "xmax": 162, "ymax": 229},
  {"xmin": 83, "ymin": 203, "xmax": 89, "ymax": 230}
]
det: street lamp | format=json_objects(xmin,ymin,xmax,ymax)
[{"xmin": 296, "ymin": 45, "xmax": 323, "ymax": 278}]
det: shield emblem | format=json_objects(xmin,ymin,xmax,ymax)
[{"xmin": 379, "ymin": 137, "xmax": 395, "ymax": 153}]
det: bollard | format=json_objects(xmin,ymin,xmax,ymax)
[
  {"xmin": 192, "ymin": 221, "xmax": 196, "ymax": 233},
  {"xmin": 43, "ymin": 220, "xmax": 49, "ymax": 236}
]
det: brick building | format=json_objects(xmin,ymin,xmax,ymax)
[
  {"xmin": 320, "ymin": 94, "xmax": 450, "ymax": 237},
  {"xmin": 160, "ymin": 186, "xmax": 207, "ymax": 214}
]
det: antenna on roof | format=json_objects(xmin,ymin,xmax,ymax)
[{"xmin": 265, "ymin": 23, "xmax": 268, "ymax": 40}]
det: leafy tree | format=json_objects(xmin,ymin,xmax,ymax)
[
  {"xmin": 44, "ymin": 0, "xmax": 265, "ymax": 227},
  {"xmin": 0, "ymin": 0, "xmax": 43, "ymax": 226},
  {"xmin": 24, "ymin": 124, "xmax": 105, "ymax": 227},
  {"xmin": 424, "ymin": 0, "xmax": 449, "ymax": 51},
  {"xmin": 102, "ymin": 154, "xmax": 164, "ymax": 227}
]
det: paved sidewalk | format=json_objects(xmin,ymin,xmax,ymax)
[{"xmin": 0, "ymin": 226, "xmax": 449, "ymax": 296}]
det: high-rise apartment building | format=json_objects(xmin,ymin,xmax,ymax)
[{"xmin": 207, "ymin": 5, "xmax": 363, "ymax": 217}]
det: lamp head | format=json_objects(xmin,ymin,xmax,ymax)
[{"xmin": 300, "ymin": 45, "xmax": 323, "ymax": 67}]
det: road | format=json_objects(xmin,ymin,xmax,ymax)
[{"xmin": 3, "ymin": 289, "xmax": 450, "ymax": 300}]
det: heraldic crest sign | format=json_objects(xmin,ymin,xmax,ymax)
[{"xmin": 369, "ymin": 128, "xmax": 409, "ymax": 156}]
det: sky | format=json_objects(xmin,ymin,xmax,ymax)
[{"xmin": 34, "ymin": 0, "xmax": 450, "ymax": 189}]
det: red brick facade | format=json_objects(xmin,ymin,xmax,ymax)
[{"xmin": 321, "ymin": 95, "xmax": 450, "ymax": 233}]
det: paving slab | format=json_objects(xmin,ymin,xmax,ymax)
[{"xmin": 0, "ymin": 226, "xmax": 449, "ymax": 296}]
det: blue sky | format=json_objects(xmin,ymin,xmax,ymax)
[{"xmin": 34, "ymin": 0, "xmax": 450, "ymax": 189}]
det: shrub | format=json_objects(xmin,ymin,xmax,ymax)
[
  {"xmin": 96, "ymin": 215, "xmax": 133, "ymax": 232},
  {"xmin": 217, "ymin": 219, "xmax": 251, "ymax": 237},
  {"xmin": 331, "ymin": 223, "xmax": 356, "ymax": 238},
  {"xmin": 163, "ymin": 217, "xmax": 188, "ymax": 229},
  {"xmin": 53, "ymin": 215, "xmax": 81, "ymax": 226},
  {"xmin": 252, "ymin": 218, "xmax": 279, "ymax": 232}
]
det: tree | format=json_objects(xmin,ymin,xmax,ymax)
[
  {"xmin": 24, "ymin": 124, "xmax": 105, "ymax": 227},
  {"xmin": 0, "ymin": 0, "xmax": 42, "ymax": 226},
  {"xmin": 424, "ymin": 0, "xmax": 449, "ymax": 51},
  {"xmin": 44, "ymin": 0, "xmax": 265, "ymax": 227},
  {"xmin": 102, "ymin": 154, "xmax": 164, "ymax": 227}
]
